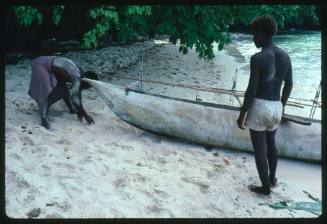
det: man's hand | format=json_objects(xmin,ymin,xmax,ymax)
[
  {"xmin": 237, "ymin": 114, "xmax": 246, "ymax": 130},
  {"xmin": 69, "ymin": 108, "xmax": 77, "ymax": 114},
  {"xmin": 84, "ymin": 114, "xmax": 95, "ymax": 124},
  {"xmin": 77, "ymin": 110, "xmax": 95, "ymax": 124},
  {"xmin": 77, "ymin": 111, "xmax": 83, "ymax": 122}
]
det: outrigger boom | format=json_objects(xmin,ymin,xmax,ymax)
[{"xmin": 103, "ymin": 73, "xmax": 322, "ymax": 109}]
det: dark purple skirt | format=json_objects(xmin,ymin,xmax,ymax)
[{"xmin": 28, "ymin": 56, "xmax": 57, "ymax": 111}]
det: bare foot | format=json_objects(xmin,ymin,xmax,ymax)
[
  {"xmin": 248, "ymin": 185, "xmax": 271, "ymax": 195},
  {"xmin": 270, "ymin": 178, "xmax": 278, "ymax": 188}
]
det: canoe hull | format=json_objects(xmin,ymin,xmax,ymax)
[{"xmin": 83, "ymin": 79, "xmax": 321, "ymax": 162}]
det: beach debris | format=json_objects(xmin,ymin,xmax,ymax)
[
  {"xmin": 259, "ymin": 191, "xmax": 321, "ymax": 216},
  {"xmin": 246, "ymin": 209, "xmax": 252, "ymax": 215},
  {"xmin": 46, "ymin": 201, "xmax": 71, "ymax": 212},
  {"xmin": 58, "ymin": 201, "xmax": 73, "ymax": 211},
  {"xmin": 223, "ymin": 157, "xmax": 231, "ymax": 165},
  {"xmin": 13, "ymin": 100, "xmax": 20, "ymax": 107},
  {"xmin": 57, "ymin": 139, "xmax": 71, "ymax": 145},
  {"xmin": 27, "ymin": 208, "xmax": 41, "ymax": 218},
  {"xmin": 303, "ymin": 190, "xmax": 321, "ymax": 203},
  {"xmin": 213, "ymin": 152, "xmax": 219, "ymax": 157},
  {"xmin": 46, "ymin": 202, "xmax": 59, "ymax": 207},
  {"xmin": 260, "ymin": 201, "xmax": 321, "ymax": 216},
  {"xmin": 28, "ymin": 131, "xmax": 32, "ymax": 134}
]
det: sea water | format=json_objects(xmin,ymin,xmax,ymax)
[{"xmin": 229, "ymin": 31, "xmax": 321, "ymax": 120}]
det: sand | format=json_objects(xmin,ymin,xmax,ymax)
[{"xmin": 5, "ymin": 38, "xmax": 321, "ymax": 218}]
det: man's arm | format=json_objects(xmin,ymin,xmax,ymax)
[
  {"xmin": 70, "ymin": 80, "xmax": 94, "ymax": 124},
  {"xmin": 281, "ymin": 62, "xmax": 293, "ymax": 107},
  {"xmin": 240, "ymin": 54, "xmax": 261, "ymax": 117}
]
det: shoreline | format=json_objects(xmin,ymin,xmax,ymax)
[{"xmin": 5, "ymin": 38, "xmax": 321, "ymax": 218}]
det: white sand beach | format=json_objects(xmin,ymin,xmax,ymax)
[{"xmin": 5, "ymin": 39, "xmax": 321, "ymax": 218}]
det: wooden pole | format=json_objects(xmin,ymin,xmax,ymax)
[{"xmin": 104, "ymin": 72, "xmax": 321, "ymax": 108}]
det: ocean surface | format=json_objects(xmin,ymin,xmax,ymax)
[{"xmin": 228, "ymin": 31, "xmax": 321, "ymax": 120}]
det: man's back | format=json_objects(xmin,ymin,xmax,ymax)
[
  {"xmin": 52, "ymin": 57, "xmax": 81, "ymax": 82},
  {"xmin": 255, "ymin": 45, "xmax": 292, "ymax": 101}
]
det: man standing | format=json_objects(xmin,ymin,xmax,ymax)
[{"xmin": 237, "ymin": 16, "xmax": 293, "ymax": 195}]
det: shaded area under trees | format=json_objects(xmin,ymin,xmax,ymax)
[{"xmin": 5, "ymin": 5, "xmax": 320, "ymax": 62}]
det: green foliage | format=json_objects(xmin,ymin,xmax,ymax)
[
  {"xmin": 12, "ymin": 5, "xmax": 320, "ymax": 61},
  {"xmin": 230, "ymin": 5, "xmax": 319, "ymax": 29},
  {"xmin": 82, "ymin": 6, "xmax": 152, "ymax": 48},
  {"xmin": 13, "ymin": 6, "xmax": 43, "ymax": 26},
  {"xmin": 287, "ymin": 5, "xmax": 319, "ymax": 26},
  {"xmin": 83, "ymin": 6, "xmax": 118, "ymax": 48},
  {"xmin": 149, "ymin": 6, "xmax": 233, "ymax": 61},
  {"xmin": 126, "ymin": 5, "xmax": 151, "ymax": 16},
  {"xmin": 227, "ymin": 5, "xmax": 301, "ymax": 29},
  {"xmin": 52, "ymin": 6, "xmax": 65, "ymax": 25},
  {"xmin": 115, "ymin": 6, "xmax": 152, "ymax": 42}
]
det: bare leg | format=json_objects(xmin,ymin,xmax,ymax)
[
  {"xmin": 40, "ymin": 102, "xmax": 50, "ymax": 129},
  {"xmin": 40, "ymin": 82, "xmax": 67, "ymax": 129},
  {"xmin": 266, "ymin": 129, "xmax": 278, "ymax": 187},
  {"xmin": 76, "ymin": 105, "xmax": 94, "ymax": 124},
  {"xmin": 64, "ymin": 95, "xmax": 76, "ymax": 113},
  {"xmin": 60, "ymin": 83, "xmax": 76, "ymax": 113},
  {"xmin": 249, "ymin": 129, "xmax": 271, "ymax": 195}
]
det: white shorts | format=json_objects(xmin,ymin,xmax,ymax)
[{"xmin": 244, "ymin": 98, "xmax": 283, "ymax": 131}]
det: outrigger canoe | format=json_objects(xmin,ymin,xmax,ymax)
[{"xmin": 83, "ymin": 78, "xmax": 321, "ymax": 163}]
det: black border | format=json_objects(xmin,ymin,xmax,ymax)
[{"xmin": 1, "ymin": 0, "xmax": 326, "ymax": 224}]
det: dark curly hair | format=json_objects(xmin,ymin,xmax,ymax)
[{"xmin": 251, "ymin": 16, "xmax": 278, "ymax": 37}]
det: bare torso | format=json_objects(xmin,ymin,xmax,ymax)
[
  {"xmin": 254, "ymin": 45, "xmax": 291, "ymax": 100},
  {"xmin": 240, "ymin": 43, "xmax": 293, "ymax": 115}
]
